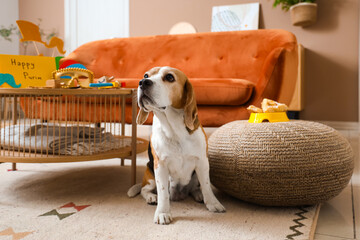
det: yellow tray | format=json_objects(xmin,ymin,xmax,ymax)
[{"xmin": 248, "ymin": 112, "xmax": 289, "ymax": 123}]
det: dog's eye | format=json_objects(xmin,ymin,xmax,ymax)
[
  {"xmin": 164, "ymin": 74, "xmax": 175, "ymax": 82},
  {"xmin": 144, "ymin": 73, "xmax": 149, "ymax": 78}
]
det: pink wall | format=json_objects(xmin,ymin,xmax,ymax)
[{"xmin": 18, "ymin": 0, "xmax": 64, "ymax": 56}]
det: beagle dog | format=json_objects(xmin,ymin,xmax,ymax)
[{"xmin": 127, "ymin": 67, "xmax": 225, "ymax": 225}]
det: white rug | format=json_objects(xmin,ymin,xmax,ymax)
[{"xmin": 0, "ymin": 156, "xmax": 320, "ymax": 240}]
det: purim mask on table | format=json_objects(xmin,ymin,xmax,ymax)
[{"xmin": 52, "ymin": 68, "xmax": 94, "ymax": 88}]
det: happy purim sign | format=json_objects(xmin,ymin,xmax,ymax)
[{"xmin": 0, "ymin": 54, "xmax": 57, "ymax": 88}]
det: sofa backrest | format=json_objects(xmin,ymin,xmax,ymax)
[{"xmin": 63, "ymin": 29, "xmax": 297, "ymax": 85}]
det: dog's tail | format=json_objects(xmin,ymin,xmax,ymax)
[{"xmin": 127, "ymin": 183, "xmax": 142, "ymax": 198}]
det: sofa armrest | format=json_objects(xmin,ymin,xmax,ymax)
[
  {"xmin": 287, "ymin": 44, "xmax": 304, "ymax": 111},
  {"xmin": 249, "ymin": 44, "xmax": 298, "ymax": 108}
]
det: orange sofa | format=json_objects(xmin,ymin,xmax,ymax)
[{"xmin": 25, "ymin": 30, "xmax": 299, "ymax": 127}]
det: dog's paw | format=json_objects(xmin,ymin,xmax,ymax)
[
  {"xmin": 190, "ymin": 189, "xmax": 204, "ymax": 203},
  {"xmin": 146, "ymin": 193, "xmax": 158, "ymax": 205},
  {"xmin": 154, "ymin": 212, "xmax": 172, "ymax": 225},
  {"xmin": 206, "ymin": 200, "xmax": 226, "ymax": 213}
]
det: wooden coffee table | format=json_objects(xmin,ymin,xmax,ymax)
[{"xmin": 0, "ymin": 88, "xmax": 148, "ymax": 186}]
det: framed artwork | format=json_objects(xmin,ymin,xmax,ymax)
[{"xmin": 212, "ymin": 3, "xmax": 260, "ymax": 32}]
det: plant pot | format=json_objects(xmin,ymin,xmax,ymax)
[{"xmin": 290, "ymin": 2, "xmax": 317, "ymax": 27}]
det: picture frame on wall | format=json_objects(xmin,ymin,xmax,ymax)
[{"xmin": 211, "ymin": 3, "xmax": 260, "ymax": 32}]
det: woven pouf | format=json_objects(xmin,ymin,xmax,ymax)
[{"xmin": 208, "ymin": 120, "xmax": 354, "ymax": 206}]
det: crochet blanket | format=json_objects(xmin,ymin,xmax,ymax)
[{"xmin": 0, "ymin": 123, "xmax": 130, "ymax": 155}]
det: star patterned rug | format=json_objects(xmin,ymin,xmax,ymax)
[{"xmin": 0, "ymin": 157, "xmax": 320, "ymax": 240}]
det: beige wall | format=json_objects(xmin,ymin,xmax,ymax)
[
  {"xmin": 15, "ymin": 0, "xmax": 359, "ymax": 122},
  {"xmin": 130, "ymin": 0, "xmax": 359, "ymax": 122},
  {"xmin": 18, "ymin": 0, "xmax": 64, "ymax": 56}
]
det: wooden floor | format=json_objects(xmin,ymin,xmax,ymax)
[{"xmin": 314, "ymin": 128, "xmax": 359, "ymax": 240}]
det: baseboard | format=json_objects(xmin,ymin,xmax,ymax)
[
  {"xmin": 134, "ymin": 121, "xmax": 359, "ymax": 139},
  {"xmin": 318, "ymin": 121, "xmax": 359, "ymax": 131}
]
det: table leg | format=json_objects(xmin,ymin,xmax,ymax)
[
  {"xmin": 131, "ymin": 90, "xmax": 137, "ymax": 186},
  {"xmin": 121, "ymin": 95, "xmax": 126, "ymax": 167},
  {"xmin": 12, "ymin": 98, "xmax": 18, "ymax": 171}
]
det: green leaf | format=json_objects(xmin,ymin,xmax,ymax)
[{"xmin": 273, "ymin": 0, "xmax": 315, "ymax": 11}]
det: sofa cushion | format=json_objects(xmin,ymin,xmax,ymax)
[
  {"xmin": 118, "ymin": 78, "xmax": 255, "ymax": 106},
  {"xmin": 190, "ymin": 78, "xmax": 254, "ymax": 106}
]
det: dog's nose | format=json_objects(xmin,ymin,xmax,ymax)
[{"xmin": 139, "ymin": 79, "xmax": 153, "ymax": 89}]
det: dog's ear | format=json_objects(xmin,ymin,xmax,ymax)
[
  {"xmin": 137, "ymin": 107, "xmax": 149, "ymax": 125},
  {"xmin": 184, "ymin": 79, "xmax": 200, "ymax": 132}
]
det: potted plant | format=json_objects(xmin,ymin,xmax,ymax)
[{"xmin": 273, "ymin": 0, "xmax": 317, "ymax": 27}]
